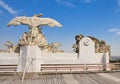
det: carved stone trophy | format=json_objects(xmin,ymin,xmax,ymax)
[{"xmin": 7, "ymin": 13, "xmax": 62, "ymax": 81}]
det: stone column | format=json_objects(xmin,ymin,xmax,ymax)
[
  {"xmin": 17, "ymin": 46, "xmax": 43, "ymax": 72},
  {"xmin": 102, "ymin": 53, "xmax": 110, "ymax": 71},
  {"xmin": 78, "ymin": 37, "xmax": 95, "ymax": 63}
]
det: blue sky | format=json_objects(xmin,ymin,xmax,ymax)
[{"xmin": 0, "ymin": 0, "xmax": 120, "ymax": 56}]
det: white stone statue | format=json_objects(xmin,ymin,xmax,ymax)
[
  {"xmin": 73, "ymin": 34, "xmax": 84, "ymax": 53},
  {"xmin": 42, "ymin": 43, "xmax": 64, "ymax": 53},
  {"xmin": 74, "ymin": 34, "xmax": 111, "ymax": 55},
  {"xmin": 4, "ymin": 41, "xmax": 19, "ymax": 53},
  {"xmin": 7, "ymin": 14, "xmax": 62, "ymax": 48}
]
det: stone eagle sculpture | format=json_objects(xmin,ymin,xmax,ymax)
[
  {"xmin": 7, "ymin": 14, "xmax": 62, "ymax": 28},
  {"xmin": 7, "ymin": 14, "xmax": 62, "ymax": 47},
  {"xmin": 7, "ymin": 14, "xmax": 62, "ymax": 37}
]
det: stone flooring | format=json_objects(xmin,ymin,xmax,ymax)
[{"xmin": 0, "ymin": 72, "xmax": 120, "ymax": 84}]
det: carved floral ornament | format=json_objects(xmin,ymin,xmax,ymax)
[{"xmin": 83, "ymin": 38, "xmax": 91, "ymax": 46}]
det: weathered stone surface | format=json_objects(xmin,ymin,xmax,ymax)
[
  {"xmin": 43, "ymin": 43, "xmax": 64, "ymax": 53},
  {"xmin": 73, "ymin": 34, "xmax": 111, "ymax": 54},
  {"xmin": 4, "ymin": 41, "xmax": 19, "ymax": 53},
  {"xmin": 6, "ymin": 14, "xmax": 63, "ymax": 53}
]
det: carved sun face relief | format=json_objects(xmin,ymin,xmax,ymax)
[{"xmin": 83, "ymin": 38, "xmax": 90, "ymax": 46}]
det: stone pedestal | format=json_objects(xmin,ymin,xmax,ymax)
[
  {"xmin": 79, "ymin": 37, "xmax": 95, "ymax": 63},
  {"xmin": 17, "ymin": 46, "xmax": 43, "ymax": 72},
  {"xmin": 78, "ymin": 37, "xmax": 110, "ymax": 70},
  {"xmin": 102, "ymin": 53, "xmax": 110, "ymax": 71},
  {"xmin": 78, "ymin": 37, "xmax": 110, "ymax": 64}
]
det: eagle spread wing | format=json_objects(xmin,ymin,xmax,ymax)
[
  {"xmin": 38, "ymin": 18, "xmax": 62, "ymax": 28},
  {"xmin": 7, "ymin": 17, "xmax": 21, "ymax": 27},
  {"xmin": 7, "ymin": 16, "xmax": 62, "ymax": 28}
]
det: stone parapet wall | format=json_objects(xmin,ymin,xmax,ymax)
[
  {"xmin": 0, "ymin": 53, "xmax": 18, "ymax": 65},
  {"xmin": 42, "ymin": 52, "xmax": 77, "ymax": 59}
]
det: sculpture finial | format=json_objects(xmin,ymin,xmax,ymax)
[{"xmin": 34, "ymin": 13, "xmax": 42, "ymax": 17}]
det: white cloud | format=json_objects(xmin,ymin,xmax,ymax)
[
  {"xmin": 116, "ymin": 31, "xmax": 120, "ymax": 35},
  {"xmin": 108, "ymin": 28, "xmax": 120, "ymax": 36},
  {"xmin": 108, "ymin": 28, "xmax": 119, "ymax": 32},
  {"xmin": 64, "ymin": 1, "xmax": 76, "ymax": 7},
  {"xmin": 56, "ymin": 0, "xmax": 94, "ymax": 7},
  {"xmin": 0, "ymin": 0, "xmax": 17, "ymax": 15},
  {"xmin": 81, "ymin": 0, "xmax": 93, "ymax": 3},
  {"xmin": 79, "ymin": 0, "xmax": 94, "ymax": 3},
  {"xmin": 56, "ymin": 0, "xmax": 76, "ymax": 8},
  {"xmin": 118, "ymin": 0, "xmax": 120, "ymax": 6}
]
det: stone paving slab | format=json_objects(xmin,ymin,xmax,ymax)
[
  {"xmin": 0, "ymin": 73, "xmax": 120, "ymax": 84},
  {"xmin": 63, "ymin": 74, "xmax": 79, "ymax": 84},
  {"xmin": 97, "ymin": 73, "xmax": 120, "ymax": 83}
]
